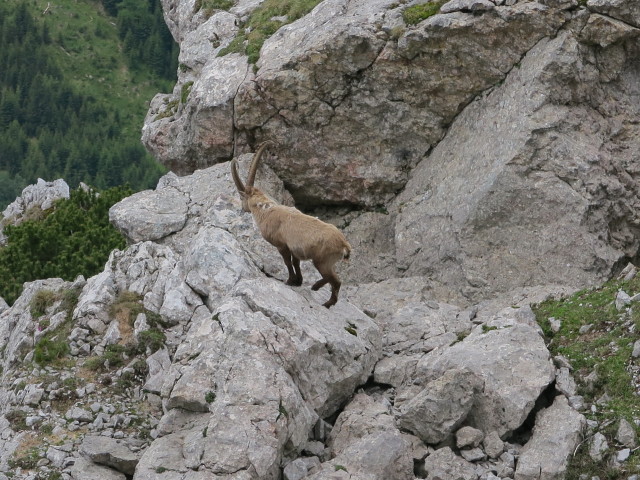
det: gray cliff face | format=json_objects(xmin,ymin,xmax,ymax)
[
  {"xmin": 143, "ymin": 0, "xmax": 640, "ymax": 304},
  {"xmin": 1, "ymin": 0, "xmax": 640, "ymax": 479}
]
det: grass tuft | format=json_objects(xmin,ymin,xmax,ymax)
[{"xmin": 402, "ymin": 0, "xmax": 447, "ymax": 26}]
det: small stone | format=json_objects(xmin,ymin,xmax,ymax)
[
  {"xmin": 46, "ymin": 447, "xmax": 68, "ymax": 468},
  {"xmin": 617, "ymin": 263, "xmax": 637, "ymax": 281},
  {"xmin": 556, "ymin": 367, "xmax": 577, "ymax": 397},
  {"xmin": 456, "ymin": 426, "xmax": 485, "ymax": 448},
  {"xmin": 483, "ymin": 431, "xmax": 504, "ymax": 459},
  {"xmin": 25, "ymin": 416, "xmax": 43, "ymax": 428},
  {"xmin": 283, "ymin": 457, "xmax": 321, "ymax": 480},
  {"xmin": 632, "ymin": 340, "xmax": 640, "ymax": 359},
  {"xmin": 23, "ymin": 385, "xmax": 45, "ymax": 406},
  {"xmin": 65, "ymin": 406, "xmax": 93, "ymax": 423},
  {"xmin": 617, "ymin": 448, "xmax": 630, "ymax": 462},
  {"xmin": 549, "ymin": 317, "xmax": 562, "ymax": 332},
  {"xmin": 616, "ymin": 290, "xmax": 631, "ymax": 310},
  {"xmin": 499, "ymin": 451, "xmax": 515, "ymax": 469},
  {"xmin": 589, "ymin": 432, "xmax": 608, "ymax": 462},
  {"xmin": 616, "ymin": 419, "xmax": 637, "ymax": 448},
  {"xmin": 579, "ymin": 324, "xmax": 593, "ymax": 334},
  {"xmin": 568, "ymin": 395, "xmax": 584, "ymax": 410},
  {"xmin": 460, "ymin": 447, "xmax": 486, "ymax": 462}
]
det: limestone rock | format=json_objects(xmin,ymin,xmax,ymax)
[
  {"xmin": 145, "ymin": 0, "xmax": 564, "ymax": 208},
  {"xmin": 1, "ymin": 178, "xmax": 69, "ymax": 221},
  {"xmin": 579, "ymin": 13, "xmax": 640, "ymax": 48},
  {"xmin": 515, "ymin": 395, "xmax": 586, "ymax": 480},
  {"xmin": 108, "ymin": 187, "xmax": 188, "ymax": 243},
  {"xmin": 80, "ymin": 436, "xmax": 140, "ymax": 476},
  {"xmin": 415, "ymin": 322, "xmax": 555, "ymax": 438},
  {"xmin": 441, "ymin": 0, "xmax": 496, "ymax": 14},
  {"xmin": 136, "ymin": 277, "xmax": 381, "ymax": 477},
  {"xmin": 328, "ymin": 393, "xmax": 396, "ymax": 456},
  {"xmin": 423, "ymin": 446, "xmax": 477, "ymax": 480},
  {"xmin": 373, "ymin": 300, "xmax": 470, "ymax": 387},
  {"xmin": 396, "ymin": 369, "xmax": 483, "ymax": 445},
  {"xmin": 616, "ymin": 418, "xmax": 638, "ymax": 448},
  {"xmin": 483, "ymin": 431, "xmax": 505, "ymax": 459},
  {"xmin": 587, "ymin": 0, "xmax": 640, "ymax": 28},
  {"xmin": 456, "ymin": 426, "xmax": 485, "ymax": 449},
  {"xmin": 392, "ymin": 28, "xmax": 640, "ymax": 302},
  {"xmin": 307, "ymin": 430, "xmax": 413, "ymax": 480},
  {"xmin": 70, "ymin": 457, "xmax": 127, "ymax": 480},
  {"xmin": 589, "ymin": 432, "xmax": 609, "ymax": 462},
  {"xmin": 283, "ymin": 457, "xmax": 321, "ymax": 480}
]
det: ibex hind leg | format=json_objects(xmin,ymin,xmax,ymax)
[
  {"xmin": 278, "ymin": 246, "xmax": 303, "ymax": 286},
  {"xmin": 312, "ymin": 261, "xmax": 341, "ymax": 308}
]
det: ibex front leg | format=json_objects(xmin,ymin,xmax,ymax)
[{"xmin": 278, "ymin": 246, "xmax": 303, "ymax": 286}]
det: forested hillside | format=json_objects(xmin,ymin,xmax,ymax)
[{"xmin": 0, "ymin": 0, "xmax": 178, "ymax": 209}]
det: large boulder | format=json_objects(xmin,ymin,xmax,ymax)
[
  {"xmin": 414, "ymin": 321, "xmax": 555, "ymax": 438},
  {"xmin": 392, "ymin": 25, "xmax": 640, "ymax": 302}
]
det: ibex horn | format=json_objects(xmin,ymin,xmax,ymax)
[
  {"xmin": 246, "ymin": 141, "xmax": 274, "ymax": 188},
  {"xmin": 231, "ymin": 159, "xmax": 245, "ymax": 193}
]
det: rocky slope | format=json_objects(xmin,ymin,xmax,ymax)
[
  {"xmin": 0, "ymin": 165, "xmax": 589, "ymax": 480},
  {"xmin": 0, "ymin": 0, "xmax": 639, "ymax": 479}
]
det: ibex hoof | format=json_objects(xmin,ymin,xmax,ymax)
[
  {"xmin": 286, "ymin": 278, "xmax": 302, "ymax": 287},
  {"xmin": 323, "ymin": 300, "xmax": 336, "ymax": 308}
]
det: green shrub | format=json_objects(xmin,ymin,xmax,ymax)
[
  {"xmin": 402, "ymin": 0, "xmax": 446, "ymax": 25},
  {"xmin": 138, "ymin": 329, "xmax": 166, "ymax": 354},
  {"xmin": 84, "ymin": 356, "xmax": 106, "ymax": 371},
  {"xmin": 103, "ymin": 344, "xmax": 127, "ymax": 368},
  {"xmin": 0, "ymin": 186, "xmax": 132, "ymax": 305}
]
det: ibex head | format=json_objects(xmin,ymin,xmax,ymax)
[{"xmin": 231, "ymin": 141, "xmax": 274, "ymax": 212}]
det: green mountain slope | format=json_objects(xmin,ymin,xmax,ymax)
[{"xmin": 0, "ymin": 0, "xmax": 178, "ymax": 209}]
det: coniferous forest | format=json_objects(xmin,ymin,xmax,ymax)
[{"xmin": 0, "ymin": 0, "xmax": 179, "ymax": 209}]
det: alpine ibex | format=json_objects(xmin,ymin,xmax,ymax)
[{"xmin": 231, "ymin": 142, "xmax": 351, "ymax": 308}]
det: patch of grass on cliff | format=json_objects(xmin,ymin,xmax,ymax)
[
  {"xmin": 218, "ymin": 0, "xmax": 323, "ymax": 63},
  {"xmin": 533, "ymin": 273, "xmax": 640, "ymax": 477},
  {"xmin": 402, "ymin": 0, "xmax": 447, "ymax": 25},
  {"xmin": 85, "ymin": 291, "xmax": 167, "ymax": 372},
  {"xmin": 32, "ymin": 286, "xmax": 81, "ymax": 365},
  {"xmin": 195, "ymin": 0, "xmax": 235, "ymax": 16}
]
